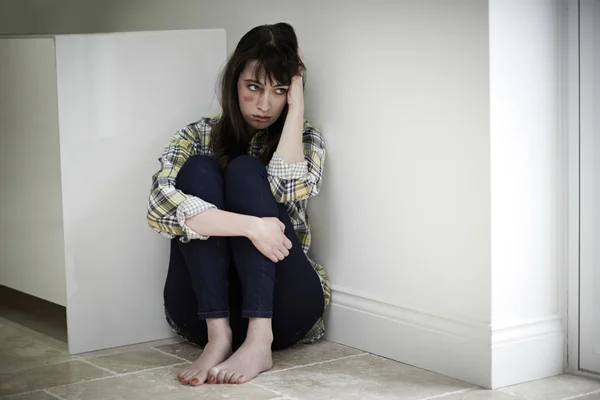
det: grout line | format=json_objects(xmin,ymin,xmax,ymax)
[
  {"xmin": 262, "ymin": 353, "xmax": 368, "ymax": 375},
  {"xmin": 119, "ymin": 362, "xmax": 189, "ymax": 377},
  {"xmin": 77, "ymin": 356, "xmax": 189, "ymax": 379},
  {"xmin": 75, "ymin": 358, "xmax": 119, "ymax": 376},
  {"xmin": 150, "ymin": 347, "xmax": 193, "ymax": 364},
  {"xmin": 0, "ymin": 390, "xmax": 57, "ymax": 400},
  {"xmin": 419, "ymin": 387, "xmax": 478, "ymax": 400},
  {"xmin": 43, "ymin": 389, "xmax": 68, "ymax": 400},
  {"xmin": 497, "ymin": 388, "xmax": 537, "ymax": 400},
  {"xmin": 562, "ymin": 388, "xmax": 600, "ymax": 400},
  {"xmin": 248, "ymin": 381, "xmax": 299, "ymax": 399}
]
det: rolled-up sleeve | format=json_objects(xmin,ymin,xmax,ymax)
[
  {"xmin": 175, "ymin": 196, "xmax": 216, "ymax": 240},
  {"xmin": 267, "ymin": 124, "xmax": 325, "ymax": 203},
  {"xmin": 147, "ymin": 121, "xmax": 216, "ymax": 241}
]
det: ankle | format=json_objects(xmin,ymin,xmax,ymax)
[
  {"xmin": 206, "ymin": 318, "xmax": 232, "ymax": 343},
  {"xmin": 246, "ymin": 318, "xmax": 274, "ymax": 345}
]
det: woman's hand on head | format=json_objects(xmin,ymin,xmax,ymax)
[
  {"xmin": 287, "ymin": 74, "xmax": 304, "ymax": 114},
  {"xmin": 286, "ymin": 48, "xmax": 305, "ymax": 114},
  {"xmin": 246, "ymin": 217, "xmax": 293, "ymax": 263}
]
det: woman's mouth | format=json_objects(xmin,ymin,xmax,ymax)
[{"xmin": 252, "ymin": 115, "xmax": 271, "ymax": 123}]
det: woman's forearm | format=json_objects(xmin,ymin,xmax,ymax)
[
  {"xmin": 184, "ymin": 208, "xmax": 257, "ymax": 238},
  {"xmin": 275, "ymin": 108, "xmax": 305, "ymax": 163}
]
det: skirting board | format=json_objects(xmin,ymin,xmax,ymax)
[
  {"xmin": 324, "ymin": 288, "xmax": 564, "ymax": 389},
  {"xmin": 491, "ymin": 316, "xmax": 564, "ymax": 388}
]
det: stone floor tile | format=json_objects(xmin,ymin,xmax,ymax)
[
  {"xmin": 269, "ymin": 340, "xmax": 365, "ymax": 372},
  {"xmin": 0, "ymin": 323, "xmax": 70, "ymax": 373},
  {"xmin": 0, "ymin": 360, "xmax": 112, "ymax": 397},
  {"xmin": 84, "ymin": 348, "xmax": 183, "ymax": 374},
  {"xmin": 48, "ymin": 364, "xmax": 280, "ymax": 400},
  {"xmin": 254, "ymin": 354, "xmax": 473, "ymax": 400},
  {"xmin": 501, "ymin": 374, "xmax": 600, "ymax": 400}
]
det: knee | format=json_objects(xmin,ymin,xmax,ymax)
[
  {"xmin": 225, "ymin": 155, "xmax": 267, "ymax": 194},
  {"xmin": 226, "ymin": 155, "xmax": 265, "ymax": 181},
  {"xmin": 176, "ymin": 155, "xmax": 224, "ymax": 206},
  {"xmin": 225, "ymin": 156, "xmax": 273, "ymax": 214}
]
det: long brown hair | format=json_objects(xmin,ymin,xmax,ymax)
[{"xmin": 211, "ymin": 22, "xmax": 305, "ymax": 169}]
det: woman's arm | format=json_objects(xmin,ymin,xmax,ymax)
[
  {"xmin": 267, "ymin": 123, "xmax": 326, "ymax": 203},
  {"xmin": 274, "ymin": 70, "xmax": 305, "ymax": 163},
  {"xmin": 184, "ymin": 208, "xmax": 256, "ymax": 238},
  {"xmin": 275, "ymin": 106, "xmax": 305, "ymax": 163},
  {"xmin": 267, "ymin": 71, "xmax": 325, "ymax": 203},
  {"xmin": 147, "ymin": 125, "xmax": 212, "ymax": 239},
  {"xmin": 147, "ymin": 121, "xmax": 250, "ymax": 240},
  {"xmin": 185, "ymin": 210, "xmax": 292, "ymax": 263},
  {"xmin": 147, "ymin": 121, "xmax": 293, "ymax": 262},
  {"xmin": 265, "ymin": 63, "xmax": 325, "ymax": 203}
]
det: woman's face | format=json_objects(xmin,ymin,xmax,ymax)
[{"xmin": 237, "ymin": 60, "xmax": 289, "ymax": 131}]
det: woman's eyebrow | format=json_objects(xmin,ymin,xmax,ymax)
[{"xmin": 244, "ymin": 78, "xmax": 289, "ymax": 87}]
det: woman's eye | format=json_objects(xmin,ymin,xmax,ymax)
[
  {"xmin": 248, "ymin": 84, "xmax": 259, "ymax": 91},
  {"xmin": 275, "ymin": 88, "xmax": 288, "ymax": 95}
]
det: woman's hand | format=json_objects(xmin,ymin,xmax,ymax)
[
  {"xmin": 287, "ymin": 48, "xmax": 305, "ymax": 115},
  {"xmin": 246, "ymin": 217, "xmax": 293, "ymax": 263}
]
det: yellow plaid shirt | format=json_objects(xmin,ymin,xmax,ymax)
[{"xmin": 147, "ymin": 117, "xmax": 330, "ymax": 342}]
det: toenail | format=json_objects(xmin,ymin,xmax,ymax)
[
  {"xmin": 191, "ymin": 378, "xmax": 199, "ymax": 384},
  {"xmin": 208, "ymin": 376, "xmax": 216, "ymax": 384}
]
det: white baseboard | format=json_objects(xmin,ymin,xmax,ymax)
[
  {"xmin": 491, "ymin": 316, "xmax": 564, "ymax": 388},
  {"xmin": 324, "ymin": 288, "xmax": 564, "ymax": 389},
  {"xmin": 324, "ymin": 287, "xmax": 492, "ymax": 388}
]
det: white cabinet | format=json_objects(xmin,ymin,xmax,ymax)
[{"xmin": 0, "ymin": 29, "xmax": 226, "ymax": 354}]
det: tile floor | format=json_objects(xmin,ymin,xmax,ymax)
[{"xmin": 2, "ymin": 315, "xmax": 600, "ymax": 400}]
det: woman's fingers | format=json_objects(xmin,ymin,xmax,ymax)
[
  {"xmin": 269, "ymin": 241, "xmax": 291, "ymax": 263},
  {"xmin": 274, "ymin": 250, "xmax": 286, "ymax": 261}
]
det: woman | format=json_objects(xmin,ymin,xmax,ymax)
[{"xmin": 146, "ymin": 22, "xmax": 330, "ymax": 386}]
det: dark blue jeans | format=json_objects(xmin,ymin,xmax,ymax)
[{"xmin": 163, "ymin": 155, "xmax": 325, "ymax": 351}]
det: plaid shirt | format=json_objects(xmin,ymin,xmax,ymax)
[{"xmin": 147, "ymin": 117, "xmax": 330, "ymax": 343}]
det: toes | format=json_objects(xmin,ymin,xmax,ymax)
[
  {"xmin": 207, "ymin": 367, "xmax": 218, "ymax": 384},
  {"xmin": 178, "ymin": 373, "xmax": 189, "ymax": 384},
  {"xmin": 188, "ymin": 371, "xmax": 204, "ymax": 386},
  {"xmin": 224, "ymin": 371, "xmax": 235, "ymax": 384},
  {"xmin": 217, "ymin": 369, "xmax": 228, "ymax": 384},
  {"xmin": 180, "ymin": 371, "xmax": 193, "ymax": 384},
  {"xmin": 229, "ymin": 372, "xmax": 241, "ymax": 384},
  {"xmin": 237, "ymin": 375, "xmax": 246, "ymax": 384},
  {"xmin": 189, "ymin": 377, "xmax": 202, "ymax": 386}
]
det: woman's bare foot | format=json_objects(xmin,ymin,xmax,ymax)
[
  {"xmin": 208, "ymin": 318, "xmax": 274, "ymax": 384},
  {"xmin": 177, "ymin": 318, "xmax": 232, "ymax": 386}
]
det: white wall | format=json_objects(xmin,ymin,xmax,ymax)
[
  {"xmin": 0, "ymin": 0, "xmax": 568, "ymax": 389},
  {"xmin": 489, "ymin": 0, "xmax": 564, "ymax": 388},
  {"xmin": 0, "ymin": 38, "xmax": 67, "ymax": 307},
  {"xmin": 0, "ymin": 0, "xmax": 492, "ymax": 385}
]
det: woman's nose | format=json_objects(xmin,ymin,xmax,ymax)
[{"xmin": 257, "ymin": 93, "xmax": 271, "ymax": 112}]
